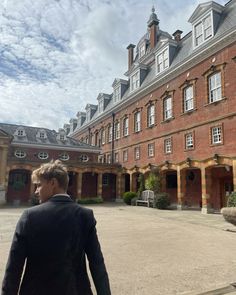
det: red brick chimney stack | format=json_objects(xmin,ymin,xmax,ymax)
[
  {"xmin": 172, "ymin": 30, "xmax": 183, "ymax": 42},
  {"xmin": 127, "ymin": 44, "xmax": 136, "ymax": 70},
  {"xmin": 147, "ymin": 6, "xmax": 159, "ymax": 49}
]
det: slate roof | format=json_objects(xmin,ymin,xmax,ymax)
[
  {"xmin": 71, "ymin": 0, "xmax": 236, "ymax": 132},
  {"xmin": 0, "ymin": 123, "xmax": 99, "ymax": 151}
]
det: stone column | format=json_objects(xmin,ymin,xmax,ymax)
[
  {"xmin": 201, "ymin": 166, "xmax": 212, "ymax": 214},
  {"xmin": 129, "ymin": 173, "xmax": 133, "ymax": 192},
  {"xmin": 177, "ymin": 166, "xmax": 186, "ymax": 210},
  {"xmin": 115, "ymin": 173, "xmax": 123, "ymax": 202},
  {"xmin": 76, "ymin": 172, "xmax": 83, "ymax": 200},
  {"xmin": 97, "ymin": 173, "xmax": 103, "ymax": 198},
  {"xmin": 233, "ymin": 160, "xmax": 236, "ymax": 192},
  {"xmin": 0, "ymin": 147, "xmax": 8, "ymax": 205}
]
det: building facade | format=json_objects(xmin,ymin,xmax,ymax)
[
  {"xmin": 0, "ymin": 123, "xmax": 121, "ymax": 205},
  {"xmin": 68, "ymin": 1, "xmax": 236, "ymax": 213}
]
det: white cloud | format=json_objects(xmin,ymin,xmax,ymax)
[{"xmin": 0, "ymin": 0, "xmax": 228, "ymax": 130}]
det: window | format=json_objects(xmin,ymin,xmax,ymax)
[
  {"xmin": 101, "ymin": 129, "xmax": 105, "ymax": 145},
  {"xmin": 164, "ymin": 138, "xmax": 172, "ymax": 154},
  {"xmin": 148, "ymin": 143, "xmax": 154, "ymax": 157},
  {"xmin": 156, "ymin": 48, "xmax": 169, "ymax": 74},
  {"xmin": 194, "ymin": 14, "xmax": 212, "ymax": 47},
  {"xmin": 115, "ymin": 152, "xmax": 119, "ymax": 163},
  {"xmin": 147, "ymin": 105, "xmax": 155, "ymax": 127},
  {"xmin": 185, "ymin": 133, "xmax": 194, "ymax": 149},
  {"xmin": 211, "ymin": 126, "xmax": 222, "ymax": 144},
  {"xmin": 209, "ymin": 72, "xmax": 222, "ymax": 103},
  {"xmin": 139, "ymin": 43, "xmax": 146, "ymax": 58},
  {"xmin": 123, "ymin": 117, "xmax": 129, "ymax": 137},
  {"xmin": 123, "ymin": 150, "xmax": 128, "ymax": 162},
  {"xmin": 134, "ymin": 111, "xmax": 141, "ymax": 132},
  {"xmin": 184, "ymin": 86, "xmax": 194, "ymax": 112},
  {"xmin": 38, "ymin": 152, "xmax": 49, "ymax": 160},
  {"xmin": 134, "ymin": 147, "xmax": 140, "ymax": 160},
  {"xmin": 39, "ymin": 132, "xmax": 46, "ymax": 139},
  {"xmin": 14, "ymin": 150, "xmax": 26, "ymax": 158},
  {"xmin": 114, "ymin": 86, "xmax": 121, "ymax": 103},
  {"xmin": 102, "ymin": 175, "xmax": 109, "ymax": 185},
  {"xmin": 108, "ymin": 125, "xmax": 113, "ymax": 142},
  {"xmin": 79, "ymin": 154, "xmax": 89, "ymax": 162},
  {"xmin": 98, "ymin": 100, "xmax": 104, "ymax": 113},
  {"xmin": 107, "ymin": 154, "xmax": 111, "ymax": 164},
  {"xmin": 60, "ymin": 134, "xmax": 65, "ymax": 141},
  {"xmin": 17, "ymin": 129, "xmax": 24, "ymax": 137},
  {"xmin": 164, "ymin": 97, "xmax": 172, "ymax": 120},
  {"xmin": 130, "ymin": 71, "xmax": 140, "ymax": 92},
  {"xmin": 59, "ymin": 152, "xmax": 69, "ymax": 161},
  {"xmin": 114, "ymin": 121, "xmax": 120, "ymax": 140}
]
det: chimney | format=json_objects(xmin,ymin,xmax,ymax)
[
  {"xmin": 147, "ymin": 6, "xmax": 159, "ymax": 49},
  {"xmin": 172, "ymin": 30, "xmax": 183, "ymax": 42},
  {"xmin": 126, "ymin": 44, "xmax": 135, "ymax": 70}
]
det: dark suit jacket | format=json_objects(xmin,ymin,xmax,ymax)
[{"xmin": 2, "ymin": 195, "xmax": 111, "ymax": 295}]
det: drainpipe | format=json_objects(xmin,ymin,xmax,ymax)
[
  {"xmin": 111, "ymin": 112, "xmax": 115, "ymax": 164},
  {"xmin": 88, "ymin": 127, "xmax": 91, "ymax": 145}
]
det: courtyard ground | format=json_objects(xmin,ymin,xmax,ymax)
[{"xmin": 1, "ymin": 204, "xmax": 236, "ymax": 294}]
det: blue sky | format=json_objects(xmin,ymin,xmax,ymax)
[{"xmin": 0, "ymin": 0, "xmax": 227, "ymax": 130}]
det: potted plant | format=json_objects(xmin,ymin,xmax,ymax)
[{"xmin": 221, "ymin": 192, "xmax": 236, "ymax": 226}]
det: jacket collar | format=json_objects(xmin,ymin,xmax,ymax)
[{"xmin": 49, "ymin": 194, "xmax": 73, "ymax": 203}]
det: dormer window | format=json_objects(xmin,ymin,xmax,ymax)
[
  {"xmin": 113, "ymin": 86, "xmax": 121, "ymax": 103},
  {"xmin": 156, "ymin": 47, "xmax": 169, "ymax": 74},
  {"xmin": 98, "ymin": 99, "xmax": 104, "ymax": 113},
  {"xmin": 39, "ymin": 131, "xmax": 46, "ymax": 139},
  {"xmin": 86, "ymin": 110, "xmax": 90, "ymax": 121},
  {"xmin": 15, "ymin": 127, "xmax": 26, "ymax": 137},
  {"xmin": 139, "ymin": 43, "xmax": 146, "ymax": 58},
  {"xmin": 194, "ymin": 13, "xmax": 213, "ymax": 47},
  {"xmin": 60, "ymin": 134, "xmax": 65, "ymax": 141},
  {"xmin": 36, "ymin": 129, "xmax": 47, "ymax": 140},
  {"xmin": 130, "ymin": 71, "xmax": 140, "ymax": 92}
]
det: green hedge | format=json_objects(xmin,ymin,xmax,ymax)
[
  {"xmin": 77, "ymin": 197, "xmax": 104, "ymax": 205},
  {"xmin": 227, "ymin": 192, "xmax": 236, "ymax": 207},
  {"xmin": 123, "ymin": 191, "xmax": 137, "ymax": 205},
  {"xmin": 154, "ymin": 193, "xmax": 170, "ymax": 209}
]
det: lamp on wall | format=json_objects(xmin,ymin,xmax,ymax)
[
  {"xmin": 186, "ymin": 157, "xmax": 191, "ymax": 167},
  {"xmin": 213, "ymin": 153, "xmax": 219, "ymax": 164}
]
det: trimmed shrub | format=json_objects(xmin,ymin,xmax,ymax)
[
  {"xmin": 154, "ymin": 193, "xmax": 170, "ymax": 209},
  {"xmin": 123, "ymin": 191, "xmax": 137, "ymax": 205},
  {"xmin": 77, "ymin": 197, "xmax": 103, "ymax": 205},
  {"xmin": 227, "ymin": 192, "xmax": 236, "ymax": 207}
]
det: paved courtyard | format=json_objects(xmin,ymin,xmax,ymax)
[{"xmin": 1, "ymin": 204, "xmax": 236, "ymax": 294}]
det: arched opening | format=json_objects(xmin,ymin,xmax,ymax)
[
  {"xmin": 67, "ymin": 171, "xmax": 78, "ymax": 200},
  {"xmin": 102, "ymin": 173, "xmax": 116, "ymax": 201},
  {"xmin": 7, "ymin": 169, "xmax": 31, "ymax": 204},
  {"xmin": 184, "ymin": 168, "xmax": 202, "ymax": 209},
  {"xmin": 162, "ymin": 170, "xmax": 178, "ymax": 205},
  {"xmin": 81, "ymin": 172, "xmax": 98, "ymax": 199},
  {"xmin": 123, "ymin": 173, "xmax": 130, "ymax": 192}
]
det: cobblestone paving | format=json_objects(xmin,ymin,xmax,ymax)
[{"xmin": 1, "ymin": 205, "xmax": 236, "ymax": 294}]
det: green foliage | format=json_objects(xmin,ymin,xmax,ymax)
[
  {"xmin": 131, "ymin": 197, "xmax": 138, "ymax": 206},
  {"xmin": 77, "ymin": 197, "xmax": 104, "ymax": 205},
  {"xmin": 12, "ymin": 181, "xmax": 25, "ymax": 191},
  {"xmin": 123, "ymin": 191, "xmax": 137, "ymax": 205},
  {"xmin": 137, "ymin": 174, "xmax": 145, "ymax": 198},
  {"xmin": 145, "ymin": 172, "xmax": 161, "ymax": 194},
  {"xmin": 154, "ymin": 193, "xmax": 170, "ymax": 209},
  {"xmin": 227, "ymin": 192, "xmax": 236, "ymax": 207}
]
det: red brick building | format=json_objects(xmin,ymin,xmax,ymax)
[
  {"xmin": 0, "ymin": 123, "xmax": 121, "ymax": 205},
  {"xmin": 68, "ymin": 1, "xmax": 236, "ymax": 213}
]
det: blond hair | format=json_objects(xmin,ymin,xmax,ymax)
[{"xmin": 32, "ymin": 160, "xmax": 69, "ymax": 190}]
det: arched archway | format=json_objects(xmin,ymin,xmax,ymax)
[
  {"xmin": 67, "ymin": 171, "xmax": 78, "ymax": 200},
  {"xmin": 102, "ymin": 173, "xmax": 116, "ymax": 201},
  {"xmin": 81, "ymin": 172, "xmax": 98, "ymax": 199},
  {"xmin": 7, "ymin": 169, "xmax": 31, "ymax": 204}
]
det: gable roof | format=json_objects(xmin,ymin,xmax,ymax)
[{"xmin": 188, "ymin": 1, "xmax": 224, "ymax": 23}]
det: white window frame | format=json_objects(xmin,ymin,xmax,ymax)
[
  {"xmin": 134, "ymin": 111, "xmax": 141, "ymax": 132},
  {"xmin": 148, "ymin": 143, "xmax": 154, "ymax": 157},
  {"xmin": 59, "ymin": 134, "xmax": 66, "ymax": 141},
  {"xmin": 134, "ymin": 147, "xmax": 140, "ymax": 160},
  {"xmin": 147, "ymin": 104, "xmax": 155, "ymax": 127},
  {"xmin": 212, "ymin": 126, "xmax": 222, "ymax": 144},
  {"xmin": 98, "ymin": 99, "xmax": 104, "ymax": 113},
  {"xmin": 208, "ymin": 72, "xmax": 222, "ymax": 103},
  {"xmin": 101, "ymin": 129, "xmax": 105, "ymax": 145},
  {"xmin": 185, "ymin": 133, "xmax": 194, "ymax": 149},
  {"xmin": 123, "ymin": 150, "xmax": 128, "ymax": 162},
  {"xmin": 80, "ymin": 154, "xmax": 89, "ymax": 162},
  {"xmin": 107, "ymin": 154, "xmax": 111, "ymax": 164},
  {"xmin": 130, "ymin": 71, "xmax": 140, "ymax": 92},
  {"xmin": 113, "ymin": 86, "xmax": 121, "ymax": 103},
  {"xmin": 38, "ymin": 152, "xmax": 49, "ymax": 160},
  {"xmin": 156, "ymin": 47, "xmax": 169, "ymax": 74},
  {"xmin": 59, "ymin": 152, "xmax": 69, "ymax": 161},
  {"xmin": 108, "ymin": 125, "xmax": 113, "ymax": 142},
  {"xmin": 16, "ymin": 128, "xmax": 25, "ymax": 137},
  {"xmin": 115, "ymin": 152, "xmax": 119, "ymax": 163},
  {"xmin": 115, "ymin": 121, "xmax": 120, "ymax": 140},
  {"xmin": 184, "ymin": 86, "xmax": 194, "ymax": 112},
  {"xmin": 164, "ymin": 97, "xmax": 172, "ymax": 120},
  {"xmin": 139, "ymin": 43, "xmax": 146, "ymax": 58},
  {"xmin": 164, "ymin": 138, "xmax": 172, "ymax": 154},
  {"xmin": 14, "ymin": 150, "xmax": 26, "ymax": 159},
  {"xmin": 123, "ymin": 117, "xmax": 129, "ymax": 137},
  {"xmin": 193, "ymin": 12, "xmax": 213, "ymax": 48}
]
